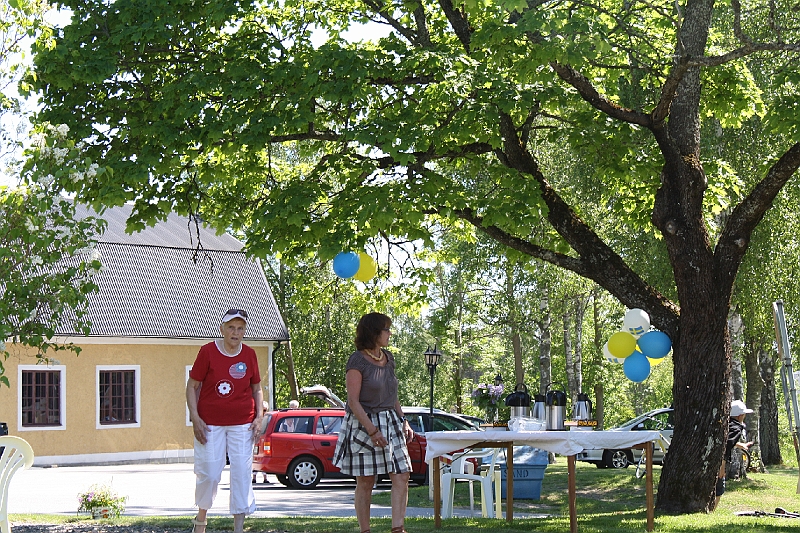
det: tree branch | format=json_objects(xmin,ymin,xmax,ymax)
[
  {"xmin": 716, "ymin": 142, "xmax": 800, "ymax": 288},
  {"xmin": 438, "ymin": 0, "xmax": 472, "ymax": 51},
  {"xmin": 495, "ymin": 113, "xmax": 679, "ymax": 328},
  {"xmin": 550, "ymin": 62, "xmax": 654, "ymax": 127}
]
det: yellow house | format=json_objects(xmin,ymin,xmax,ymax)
[{"xmin": 0, "ymin": 204, "xmax": 289, "ymax": 466}]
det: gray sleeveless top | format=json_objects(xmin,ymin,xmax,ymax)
[{"xmin": 344, "ymin": 349, "xmax": 398, "ymax": 414}]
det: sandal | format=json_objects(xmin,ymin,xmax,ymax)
[
  {"xmin": 391, "ymin": 527, "xmax": 407, "ymax": 533},
  {"xmin": 191, "ymin": 516, "xmax": 207, "ymax": 533}
]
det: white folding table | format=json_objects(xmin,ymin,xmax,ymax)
[{"xmin": 424, "ymin": 429, "xmax": 662, "ymax": 532}]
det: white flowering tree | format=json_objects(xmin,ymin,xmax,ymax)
[{"xmin": 0, "ymin": 122, "xmax": 108, "ymax": 385}]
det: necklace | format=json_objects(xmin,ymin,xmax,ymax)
[
  {"xmin": 216, "ymin": 339, "xmax": 242, "ymax": 357},
  {"xmin": 365, "ymin": 348, "xmax": 384, "ymax": 361}
]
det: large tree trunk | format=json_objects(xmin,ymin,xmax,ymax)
[
  {"xmin": 657, "ymin": 312, "xmax": 731, "ymax": 513},
  {"xmin": 759, "ymin": 351, "xmax": 782, "ymax": 465},
  {"xmin": 652, "ymin": 0, "xmax": 730, "ymax": 513}
]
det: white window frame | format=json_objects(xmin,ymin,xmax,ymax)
[
  {"xmin": 18, "ymin": 364, "xmax": 67, "ymax": 432},
  {"xmin": 96, "ymin": 365, "xmax": 141, "ymax": 430}
]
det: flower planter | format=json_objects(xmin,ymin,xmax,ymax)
[{"xmin": 91, "ymin": 507, "xmax": 112, "ymax": 519}]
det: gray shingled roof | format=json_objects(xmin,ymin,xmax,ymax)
[{"xmin": 57, "ymin": 204, "xmax": 289, "ymax": 341}]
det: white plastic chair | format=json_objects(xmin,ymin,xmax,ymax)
[
  {"xmin": 0, "ymin": 436, "xmax": 35, "ymax": 533},
  {"xmin": 441, "ymin": 448, "xmax": 502, "ymax": 518}
]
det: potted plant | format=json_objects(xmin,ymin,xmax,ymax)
[
  {"xmin": 77, "ymin": 483, "xmax": 127, "ymax": 518},
  {"xmin": 471, "ymin": 382, "xmax": 506, "ymax": 423}
]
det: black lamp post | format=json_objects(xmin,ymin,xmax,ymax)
[
  {"xmin": 494, "ymin": 373, "xmax": 504, "ymax": 388},
  {"xmin": 424, "ymin": 345, "xmax": 443, "ymax": 418}
]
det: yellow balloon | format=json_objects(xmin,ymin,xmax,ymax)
[
  {"xmin": 608, "ymin": 331, "xmax": 637, "ymax": 358},
  {"xmin": 648, "ymin": 356, "xmax": 667, "ymax": 367},
  {"xmin": 353, "ymin": 253, "xmax": 377, "ymax": 282}
]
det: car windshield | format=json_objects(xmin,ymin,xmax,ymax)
[
  {"xmin": 617, "ymin": 410, "xmax": 672, "ymax": 430},
  {"xmin": 431, "ymin": 415, "xmax": 475, "ymax": 431}
]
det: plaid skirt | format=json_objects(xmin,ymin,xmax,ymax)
[{"xmin": 333, "ymin": 410, "xmax": 412, "ymax": 477}]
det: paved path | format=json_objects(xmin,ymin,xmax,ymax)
[{"xmin": 9, "ymin": 463, "xmax": 487, "ymax": 519}]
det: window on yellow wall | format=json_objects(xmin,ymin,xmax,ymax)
[
  {"xmin": 99, "ymin": 370, "xmax": 137, "ymax": 424},
  {"xmin": 97, "ymin": 365, "xmax": 141, "ymax": 429},
  {"xmin": 21, "ymin": 369, "xmax": 62, "ymax": 427}
]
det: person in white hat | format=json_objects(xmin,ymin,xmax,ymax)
[
  {"xmin": 716, "ymin": 399, "xmax": 754, "ymax": 506},
  {"xmin": 186, "ymin": 309, "xmax": 263, "ymax": 533}
]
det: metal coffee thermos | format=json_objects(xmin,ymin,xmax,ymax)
[
  {"xmin": 545, "ymin": 387, "xmax": 567, "ymax": 430},
  {"xmin": 504, "ymin": 383, "xmax": 532, "ymax": 419},
  {"xmin": 532, "ymin": 394, "xmax": 547, "ymax": 420},
  {"xmin": 572, "ymin": 392, "xmax": 593, "ymax": 421}
]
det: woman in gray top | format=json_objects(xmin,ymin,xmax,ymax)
[{"xmin": 333, "ymin": 312, "xmax": 414, "ymax": 533}]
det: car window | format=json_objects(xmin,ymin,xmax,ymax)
[
  {"xmin": 276, "ymin": 416, "xmax": 313, "ymax": 434},
  {"xmin": 432, "ymin": 414, "xmax": 474, "ymax": 431},
  {"xmin": 407, "ymin": 414, "xmax": 425, "ymax": 434},
  {"xmin": 316, "ymin": 416, "xmax": 343, "ymax": 435},
  {"xmin": 636, "ymin": 413, "xmax": 673, "ymax": 431}
]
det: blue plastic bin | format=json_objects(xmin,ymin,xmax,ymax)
[{"xmin": 495, "ymin": 446, "xmax": 549, "ymax": 500}]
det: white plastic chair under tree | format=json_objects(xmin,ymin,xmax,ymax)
[
  {"xmin": 0, "ymin": 436, "xmax": 34, "ymax": 533},
  {"xmin": 440, "ymin": 448, "xmax": 502, "ymax": 519}
]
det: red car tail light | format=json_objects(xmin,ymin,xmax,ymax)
[{"xmin": 262, "ymin": 437, "xmax": 272, "ymax": 456}]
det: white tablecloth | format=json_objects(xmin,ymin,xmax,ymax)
[{"xmin": 424, "ymin": 429, "xmax": 663, "ymax": 462}]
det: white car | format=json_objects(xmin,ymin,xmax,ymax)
[{"xmin": 576, "ymin": 407, "xmax": 674, "ymax": 468}]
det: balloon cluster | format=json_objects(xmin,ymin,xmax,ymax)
[
  {"xmin": 332, "ymin": 251, "xmax": 377, "ymax": 282},
  {"xmin": 603, "ymin": 308, "xmax": 672, "ymax": 383}
]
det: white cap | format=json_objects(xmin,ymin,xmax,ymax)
[
  {"xmin": 221, "ymin": 309, "xmax": 248, "ymax": 324},
  {"xmin": 730, "ymin": 400, "xmax": 753, "ymax": 417}
]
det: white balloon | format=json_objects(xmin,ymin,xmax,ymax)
[{"xmin": 623, "ymin": 308, "xmax": 651, "ymax": 337}]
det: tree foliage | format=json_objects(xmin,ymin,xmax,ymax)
[
  {"xmin": 1, "ymin": 0, "xmax": 52, "ymax": 171},
  {"xmin": 29, "ymin": 0, "xmax": 800, "ymax": 513},
  {"xmin": 0, "ymin": 122, "xmax": 107, "ymax": 384}
]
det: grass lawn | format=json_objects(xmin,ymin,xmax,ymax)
[{"xmin": 11, "ymin": 458, "xmax": 800, "ymax": 532}]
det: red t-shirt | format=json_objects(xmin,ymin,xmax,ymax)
[{"xmin": 190, "ymin": 341, "xmax": 261, "ymax": 426}]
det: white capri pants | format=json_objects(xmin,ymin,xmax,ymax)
[{"xmin": 194, "ymin": 423, "xmax": 256, "ymax": 515}]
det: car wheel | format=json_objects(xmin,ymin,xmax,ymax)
[
  {"xmin": 603, "ymin": 449, "xmax": 631, "ymax": 469},
  {"xmin": 276, "ymin": 474, "xmax": 290, "ymax": 487},
  {"xmin": 287, "ymin": 457, "xmax": 323, "ymax": 489}
]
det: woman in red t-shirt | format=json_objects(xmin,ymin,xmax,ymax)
[{"xmin": 186, "ymin": 309, "xmax": 264, "ymax": 533}]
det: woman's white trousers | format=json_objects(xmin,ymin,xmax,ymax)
[{"xmin": 194, "ymin": 423, "xmax": 256, "ymax": 515}]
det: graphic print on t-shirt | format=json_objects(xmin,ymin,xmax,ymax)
[
  {"xmin": 229, "ymin": 362, "xmax": 247, "ymax": 380},
  {"xmin": 216, "ymin": 379, "xmax": 234, "ymax": 397}
]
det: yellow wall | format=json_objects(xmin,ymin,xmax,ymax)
[{"xmin": 0, "ymin": 341, "xmax": 271, "ymax": 462}]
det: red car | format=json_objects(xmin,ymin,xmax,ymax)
[{"xmin": 252, "ymin": 405, "xmax": 480, "ymax": 489}]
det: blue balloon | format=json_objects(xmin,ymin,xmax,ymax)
[
  {"xmin": 623, "ymin": 352, "xmax": 651, "ymax": 382},
  {"xmin": 637, "ymin": 330, "xmax": 672, "ymax": 359},
  {"xmin": 333, "ymin": 251, "xmax": 360, "ymax": 278}
]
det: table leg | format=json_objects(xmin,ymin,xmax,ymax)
[
  {"xmin": 433, "ymin": 457, "xmax": 441, "ymax": 529},
  {"xmin": 646, "ymin": 442, "xmax": 654, "ymax": 532},
  {"xmin": 506, "ymin": 442, "xmax": 513, "ymax": 522},
  {"xmin": 568, "ymin": 454, "xmax": 577, "ymax": 533}
]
